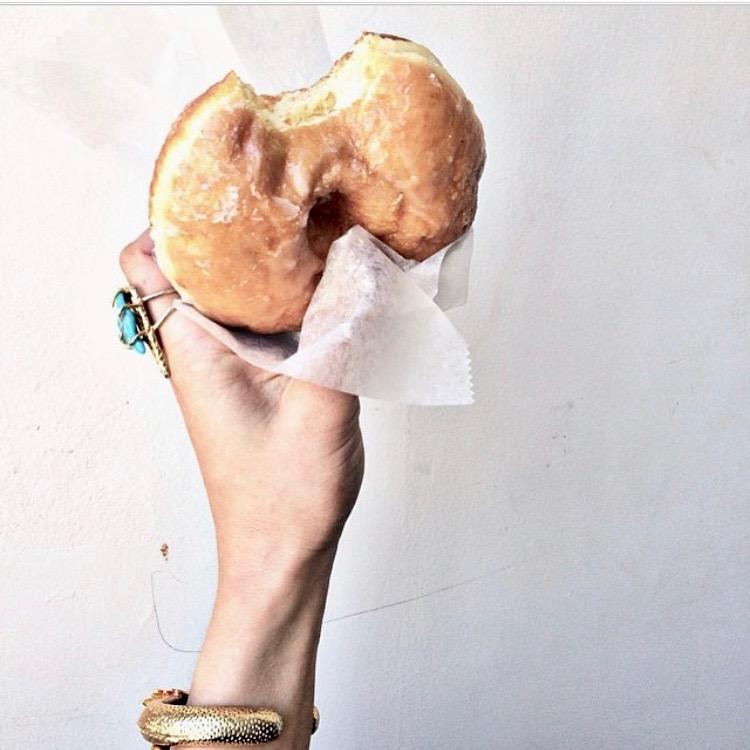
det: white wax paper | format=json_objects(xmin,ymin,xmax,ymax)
[{"xmin": 2, "ymin": 7, "xmax": 474, "ymax": 404}]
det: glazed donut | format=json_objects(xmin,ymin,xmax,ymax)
[{"xmin": 149, "ymin": 32, "xmax": 485, "ymax": 333}]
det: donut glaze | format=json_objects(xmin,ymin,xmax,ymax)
[{"xmin": 150, "ymin": 32, "xmax": 485, "ymax": 333}]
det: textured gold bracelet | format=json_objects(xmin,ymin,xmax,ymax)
[{"xmin": 138, "ymin": 689, "xmax": 320, "ymax": 748}]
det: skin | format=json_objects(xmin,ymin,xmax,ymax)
[{"xmin": 120, "ymin": 230, "xmax": 365, "ymax": 749}]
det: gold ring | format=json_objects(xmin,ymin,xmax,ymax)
[{"xmin": 113, "ymin": 286, "xmax": 177, "ymax": 378}]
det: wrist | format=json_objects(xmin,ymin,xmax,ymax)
[
  {"xmin": 209, "ymin": 486, "xmax": 347, "ymax": 579},
  {"xmin": 215, "ymin": 534, "xmax": 339, "ymax": 598},
  {"xmin": 187, "ymin": 539, "xmax": 337, "ymax": 746}
]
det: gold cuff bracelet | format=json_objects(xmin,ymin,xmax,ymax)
[{"xmin": 138, "ymin": 689, "xmax": 320, "ymax": 748}]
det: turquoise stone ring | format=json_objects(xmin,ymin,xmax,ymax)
[
  {"xmin": 114, "ymin": 290, "xmax": 147, "ymax": 354},
  {"xmin": 112, "ymin": 286, "xmax": 177, "ymax": 378}
]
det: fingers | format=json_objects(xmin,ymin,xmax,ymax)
[
  {"xmin": 117, "ymin": 231, "xmax": 361, "ymax": 418},
  {"xmin": 118, "ymin": 228, "xmax": 227, "ymax": 382},
  {"xmin": 119, "ymin": 229, "xmax": 178, "ymax": 328}
]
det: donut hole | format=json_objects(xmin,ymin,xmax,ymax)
[{"xmin": 306, "ymin": 191, "xmax": 352, "ymax": 259}]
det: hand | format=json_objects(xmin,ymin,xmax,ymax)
[
  {"xmin": 120, "ymin": 230, "xmax": 365, "ymax": 748},
  {"xmin": 120, "ymin": 230, "xmax": 365, "ymax": 572}
]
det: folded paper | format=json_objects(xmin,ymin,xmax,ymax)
[{"xmin": 170, "ymin": 226, "xmax": 473, "ymax": 404}]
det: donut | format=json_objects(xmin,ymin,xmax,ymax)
[{"xmin": 149, "ymin": 31, "xmax": 485, "ymax": 333}]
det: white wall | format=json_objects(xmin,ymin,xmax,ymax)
[{"xmin": 1, "ymin": 6, "xmax": 749, "ymax": 749}]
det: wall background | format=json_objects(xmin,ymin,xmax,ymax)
[{"xmin": 1, "ymin": 6, "xmax": 749, "ymax": 749}]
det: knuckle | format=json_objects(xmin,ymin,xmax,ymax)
[
  {"xmin": 119, "ymin": 242, "xmax": 136, "ymax": 274},
  {"xmin": 119, "ymin": 230, "xmax": 153, "ymax": 276}
]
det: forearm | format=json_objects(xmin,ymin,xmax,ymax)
[{"xmin": 188, "ymin": 544, "xmax": 338, "ymax": 749}]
